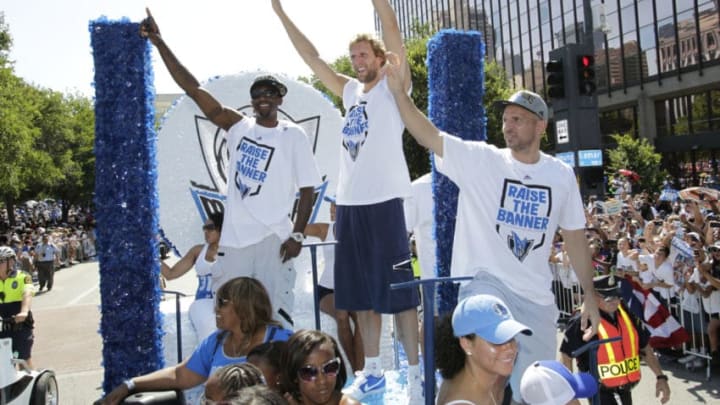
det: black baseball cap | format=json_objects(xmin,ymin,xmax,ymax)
[
  {"xmin": 593, "ymin": 275, "xmax": 622, "ymax": 299},
  {"xmin": 250, "ymin": 75, "xmax": 287, "ymax": 97}
]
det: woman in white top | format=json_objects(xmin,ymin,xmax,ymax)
[
  {"xmin": 615, "ymin": 237, "xmax": 639, "ymax": 280},
  {"xmin": 638, "ymin": 245, "xmax": 675, "ymax": 307},
  {"xmin": 434, "ymin": 295, "xmax": 532, "ymax": 405},
  {"xmin": 161, "ymin": 212, "xmax": 223, "ymax": 340}
]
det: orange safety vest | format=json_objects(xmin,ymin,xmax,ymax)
[{"xmin": 596, "ymin": 305, "xmax": 641, "ymax": 388}]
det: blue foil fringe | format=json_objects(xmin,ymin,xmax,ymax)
[
  {"xmin": 427, "ymin": 30, "xmax": 486, "ymax": 316},
  {"xmin": 90, "ymin": 17, "xmax": 164, "ymax": 394}
]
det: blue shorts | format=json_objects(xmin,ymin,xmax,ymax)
[{"xmin": 334, "ymin": 198, "xmax": 419, "ymax": 313}]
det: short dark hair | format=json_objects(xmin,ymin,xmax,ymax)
[
  {"xmin": 235, "ymin": 385, "xmax": 288, "ymax": 405},
  {"xmin": 208, "ymin": 211, "xmax": 224, "ymax": 233}
]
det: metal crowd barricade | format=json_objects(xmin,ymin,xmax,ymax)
[
  {"xmin": 550, "ymin": 261, "xmax": 582, "ymax": 326},
  {"xmin": 302, "ymin": 240, "xmax": 338, "ymax": 331},
  {"xmin": 677, "ymin": 289, "xmax": 712, "ymax": 380}
]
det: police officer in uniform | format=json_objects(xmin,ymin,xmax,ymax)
[
  {"xmin": 560, "ymin": 275, "xmax": 670, "ymax": 404},
  {"xmin": 0, "ymin": 246, "xmax": 35, "ymax": 368}
]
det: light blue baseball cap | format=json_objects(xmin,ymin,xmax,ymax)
[{"xmin": 452, "ymin": 295, "xmax": 532, "ymax": 344}]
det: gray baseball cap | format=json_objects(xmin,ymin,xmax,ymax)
[{"xmin": 495, "ymin": 90, "xmax": 548, "ymax": 121}]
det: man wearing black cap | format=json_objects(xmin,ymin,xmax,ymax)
[
  {"xmin": 140, "ymin": 9, "xmax": 321, "ymax": 328},
  {"xmin": 560, "ymin": 275, "xmax": 670, "ymax": 404},
  {"xmin": 383, "ymin": 48, "xmax": 600, "ymax": 402},
  {"xmin": 272, "ymin": 1, "xmax": 423, "ymax": 401}
]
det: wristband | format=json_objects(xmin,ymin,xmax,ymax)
[
  {"xmin": 123, "ymin": 378, "xmax": 136, "ymax": 393},
  {"xmin": 289, "ymin": 232, "xmax": 305, "ymax": 243},
  {"xmin": 656, "ymin": 374, "xmax": 668, "ymax": 381}
]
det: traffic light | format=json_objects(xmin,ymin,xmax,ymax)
[
  {"xmin": 577, "ymin": 54, "xmax": 596, "ymax": 96},
  {"xmin": 546, "ymin": 59, "xmax": 565, "ymax": 100}
]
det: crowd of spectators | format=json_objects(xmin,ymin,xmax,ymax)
[
  {"xmin": 550, "ymin": 181, "xmax": 720, "ymax": 370},
  {"xmin": 0, "ymin": 200, "xmax": 96, "ymax": 280}
]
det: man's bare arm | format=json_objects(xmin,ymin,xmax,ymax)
[
  {"xmin": 384, "ymin": 52, "xmax": 444, "ymax": 156},
  {"xmin": 271, "ymin": 0, "xmax": 348, "ymax": 96},
  {"xmin": 140, "ymin": 8, "xmax": 241, "ymax": 131},
  {"xmin": 563, "ymin": 228, "xmax": 601, "ymax": 340},
  {"xmin": 373, "ymin": 0, "xmax": 411, "ymax": 92}
]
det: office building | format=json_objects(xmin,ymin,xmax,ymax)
[{"xmin": 382, "ymin": 0, "xmax": 720, "ymax": 186}]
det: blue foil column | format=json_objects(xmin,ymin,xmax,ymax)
[
  {"xmin": 427, "ymin": 30, "xmax": 486, "ymax": 316},
  {"xmin": 90, "ymin": 18, "xmax": 164, "ymax": 393}
]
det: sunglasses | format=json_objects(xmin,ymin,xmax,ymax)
[
  {"xmin": 250, "ymin": 88, "xmax": 279, "ymax": 99},
  {"xmin": 215, "ymin": 296, "xmax": 231, "ymax": 308},
  {"xmin": 202, "ymin": 223, "xmax": 217, "ymax": 231},
  {"xmin": 297, "ymin": 357, "xmax": 341, "ymax": 382}
]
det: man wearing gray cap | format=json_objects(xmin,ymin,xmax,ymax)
[
  {"xmin": 384, "ymin": 53, "xmax": 600, "ymax": 403},
  {"xmin": 140, "ymin": 9, "xmax": 321, "ymax": 328}
]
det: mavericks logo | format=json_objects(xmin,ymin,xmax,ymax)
[{"xmin": 496, "ymin": 180, "xmax": 551, "ymax": 262}]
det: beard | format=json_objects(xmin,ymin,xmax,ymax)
[{"xmin": 358, "ymin": 67, "xmax": 379, "ymax": 84}]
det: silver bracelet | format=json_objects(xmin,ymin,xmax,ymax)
[{"xmin": 123, "ymin": 379, "xmax": 135, "ymax": 393}]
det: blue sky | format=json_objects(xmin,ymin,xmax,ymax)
[{"xmin": 2, "ymin": 0, "xmax": 375, "ymax": 97}]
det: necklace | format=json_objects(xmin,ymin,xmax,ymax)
[
  {"xmin": 229, "ymin": 334, "xmax": 250, "ymax": 357},
  {"xmin": 490, "ymin": 391, "xmax": 497, "ymax": 405}
]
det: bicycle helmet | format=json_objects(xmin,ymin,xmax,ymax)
[{"xmin": 0, "ymin": 246, "xmax": 16, "ymax": 262}]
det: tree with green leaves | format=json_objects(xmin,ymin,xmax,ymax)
[
  {"xmin": 0, "ymin": 16, "xmax": 96, "ymax": 224},
  {"xmin": 606, "ymin": 133, "xmax": 666, "ymax": 193}
]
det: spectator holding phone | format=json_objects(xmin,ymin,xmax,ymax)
[{"xmin": 698, "ymin": 241, "xmax": 720, "ymax": 366}]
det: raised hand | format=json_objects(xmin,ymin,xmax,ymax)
[
  {"xmin": 139, "ymin": 7, "xmax": 161, "ymax": 44},
  {"xmin": 383, "ymin": 50, "xmax": 407, "ymax": 95}
]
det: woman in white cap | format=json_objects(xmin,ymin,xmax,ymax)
[{"xmin": 435, "ymin": 295, "xmax": 532, "ymax": 405}]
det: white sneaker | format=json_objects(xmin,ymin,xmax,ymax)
[
  {"xmin": 407, "ymin": 377, "xmax": 424, "ymax": 404},
  {"xmin": 689, "ymin": 357, "xmax": 707, "ymax": 369},
  {"xmin": 342, "ymin": 371, "xmax": 386, "ymax": 401},
  {"xmin": 678, "ymin": 353, "xmax": 697, "ymax": 364}
]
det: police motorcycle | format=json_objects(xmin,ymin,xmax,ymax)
[{"xmin": 0, "ymin": 332, "xmax": 58, "ymax": 404}]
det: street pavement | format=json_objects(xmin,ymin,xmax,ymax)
[{"xmin": 30, "ymin": 257, "xmax": 720, "ymax": 404}]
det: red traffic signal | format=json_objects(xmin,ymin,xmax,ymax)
[
  {"xmin": 545, "ymin": 59, "xmax": 565, "ymax": 100},
  {"xmin": 577, "ymin": 55, "xmax": 596, "ymax": 96}
]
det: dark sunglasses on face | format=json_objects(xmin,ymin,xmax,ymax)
[
  {"xmin": 251, "ymin": 88, "xmax": 279, "ymax": 99},
  {"xmin": 202, "ymin": 223, "xmax": 217, "ymax": 231},
  {"xmin": 216, "ymin": 296, "xmax": 231, "ymax": 308},
  {"xmin": 297, "ymin": 357, "xmax": 341, "ymax": 382}
]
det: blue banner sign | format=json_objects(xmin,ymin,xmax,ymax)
[
  {"xmin": 578, "ymin": 149, "xmax": 603, "ymax": 167},
  {"xmin": 556, "ymin": 151, "xmax": 576, "ymax": 167}
]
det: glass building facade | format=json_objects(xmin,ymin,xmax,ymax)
[{"xmin": 381, "ymin": 0, "xmax": 720, "ymax": 186}]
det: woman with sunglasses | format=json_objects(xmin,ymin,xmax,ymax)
[
  {"xmin": 434, "ymin": 295, "xmax": 532, "ymax": 405},
  {"xmin": 279, "ymin": 330, "xmax": 359, "ymax": 405},
  {"xmin": 161, "ymin": 212, "xmax": 224, "ymax": 340},
  {"xmin": 96, "ymin": 277, "xmax": 292, "ymax": 405}
]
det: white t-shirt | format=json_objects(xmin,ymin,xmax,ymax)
[
  {"xmin": 554, "ymin": 251, "xmax": 578, "ymax": 289},
  {"xmin": 638, "ymin": 254, "xmax": 674, "ymax": 300},
  {"xmin": 404, "ymin": 173, "xmax": 437, "ymax": 279},
  {"xmin": 681, "ymin": 267, "xmax": 702, "ymax": 313},
  {"xmin": 436, "ymin": 134, "xmax": 586, "ymax": 305},
  {"xmin": 616, "ymin": 250, "xmax": 638, "ymax": 272},
  {"xmin": 220, "ymin": 118, "xmax": 322, "ymax": 248},
  {"xmin": 637, "ymin": 255, "xmax": 657, "ymax": 284},
  {"xmin": 194, "ymin": 244, "xmax": 215, "ymax": 300},
  {"xmin": 336, "ymin": 77, "xmax": 411, "ymax": 205}
]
